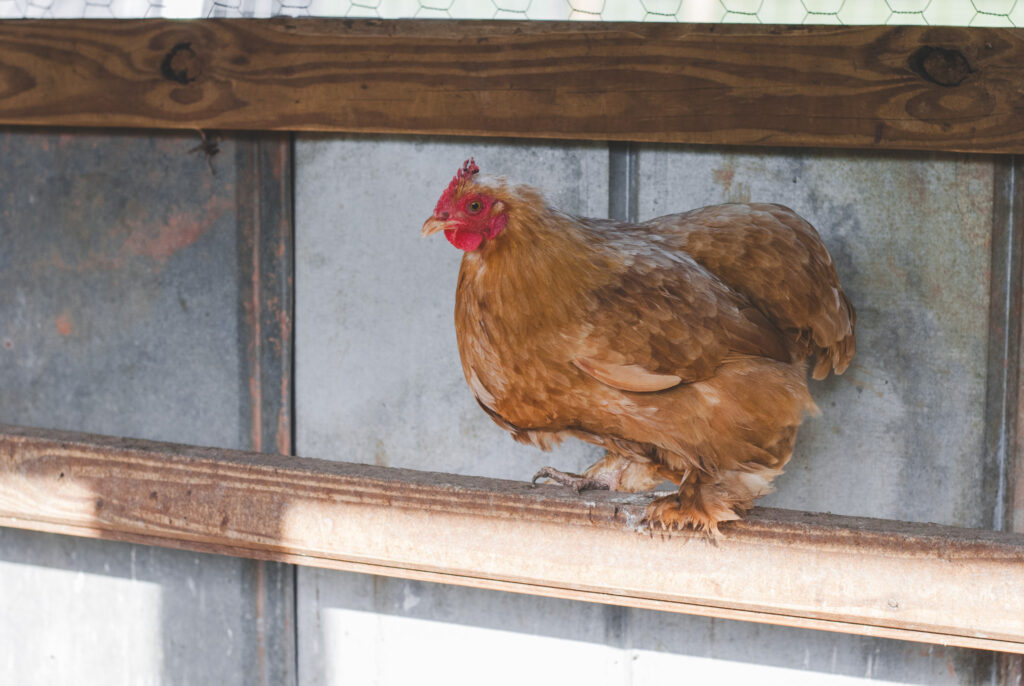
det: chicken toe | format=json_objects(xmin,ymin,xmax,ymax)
[
  {"xmin": 643, "ymin": 491, "xmax": 741, "ymax": 537},
  {"xmin": 531, "ymin": 466, "xmax": 611, "ymax": 493}
]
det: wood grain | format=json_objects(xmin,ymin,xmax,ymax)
[
  {"xmin": 0, "ymin": 20, "xmax": 1022, "ymax": 153},
  {"xmin": 2, "ymin": 423, "xmax": 1024, "ymax": 653}
]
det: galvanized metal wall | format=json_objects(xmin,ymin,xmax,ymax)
[
  {"xmin": 294, "ymin": 135, "xmax": 1004, "ymax": 684},
  {"xmin": 0, "ymin": 130, "xmax": 295, "ymax": 686},
  {"xmin": 1, "ymin": 128, "xmax": 1014, "ymax": 683}
]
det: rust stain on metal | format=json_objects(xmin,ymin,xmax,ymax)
[
  {"xmin": 248, "ymin": 370, "xmax": 263, "ymax": 453},
  {"xmin": 54, "ymin": 310, "xmax": 74, "ymax": 337},
  {"xmin": 244, "ymin": 190, "xmax": 264, "ymax": 454},
  {"xmin": 275, "ymin": 408, "xmax": 289, "ymax": 456},
  {"xmin": 122, "ymin": 195, "xmax": 232, "ymax": 261},
  {"xmin": 712, "ymin": 162, "xmax": 734, "ymax": 191},
  {"xmin": 274, "ymin": 287, "xmax": 293, "ymax": 456},
  {"xmin": 234, "ymin": 137, "xmax": 293, "ymax": 459}
]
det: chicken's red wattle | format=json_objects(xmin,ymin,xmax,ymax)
[{"xmin": 445, "ymin": 228, "xmax": 484, "ymax": 252}]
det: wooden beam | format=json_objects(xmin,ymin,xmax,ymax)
[
  {"xmin": 1, "ymin": 423, "xmax": 1023, "ymax": 653},
  {"xmin": 0, "ymin": 20, "xmax": 1022, "ymax": 153}
]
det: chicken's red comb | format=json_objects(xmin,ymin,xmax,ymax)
[
  {"xmin": 448, "ymin": 158, "xmax": 480, "ymax": 194},
  {"xmin": 437, "ymin": 158, "xmax": 480, "ymax": 213}
]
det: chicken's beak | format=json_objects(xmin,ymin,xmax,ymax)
[{"xmin": 421, "ymin": 216, "xmax": 449, "ymax": 238}]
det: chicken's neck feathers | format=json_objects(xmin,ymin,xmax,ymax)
[{"xmin": 461, "ymin": 197, "xmax": 620, "ymax": 329}]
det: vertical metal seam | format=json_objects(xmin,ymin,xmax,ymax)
[
  {"xmin": 238, "ymin": 134, "xmax": 299, "ymax": 686},
  {"xmin": 987, "ymin": 156, "xmax": 1022, "ymax": 535},
  {"xmin": 287, "ymin": 136, "xmax": 298, "ymax": 455},
  {"xmin": 248, "ymin": 136, "xmax": 270, "ymax": 685},
  {"xmin": 998, "ymin": 157, "xmax": 1024, "ymax": 686},
  {"xmin": 1005, "ymin": 157, "xmax": 1022, "ymax": 535},
  {"xmin": 238, "ymin": 136, "xmax": 269, "ymax": 455},
  {"xmin": 992, "ymin": 159, "xmax": 1009, "ymax": 532},
  {"xmin": 607, "ymin": 141, "xmax": 638, "ymax": 686},
  {"xmin": 621, "ymin": 141, "xmax": 638, "ymax": 686},
  {"xmin": 252, "ymin": 140, "xmax": 265, "ymax": 454},
  {"xmin": 288, "ymin": 131, "xmax": 302, "ymax": 686},
  {"xmin": 609, "ymin": 142, "xmax": 638, "ymax": 223},
  {"xmin": 996, "ymin": 159, "xmax": 1015, "ymax": 531}
]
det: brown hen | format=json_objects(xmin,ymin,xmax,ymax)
[{"xmin": 422, "ymin": 159, "xmax": 855, "ymax": 534}]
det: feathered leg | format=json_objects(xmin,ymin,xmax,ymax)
[
  {"xmin": 641, "ymin": 360, "xmax": 813, "ymax": 535},
  {"xmin": 644, "ymin": 463, "xmax": 784, "ymax": 535}
]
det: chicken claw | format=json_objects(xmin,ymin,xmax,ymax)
[
  {"xmin": 531, "ymin": 466, "xmax": 610, "ymax": 493},
  {"xmin": 642, "ymin": 489, "xmax": 741, "ymax": 537}
]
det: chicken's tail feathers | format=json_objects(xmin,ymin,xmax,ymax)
[
  {"xmin": 812, "ymin": 332, "xmax": 856, "ymax": 380},
  {"xmin": 811, "ymin": 289, "xmax": 856, "ymax": 380}
]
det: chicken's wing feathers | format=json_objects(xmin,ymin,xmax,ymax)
[
  {"xmin": 573, "ymin": 255, "xmax": 791, "ymax": 390},
  {"xmin": 573, "ymin": 357, "xmax": 682, "ymax": 392},
  {"xmin": 653, "ymin": 203, "xmax": 855, "ymax": 377}
]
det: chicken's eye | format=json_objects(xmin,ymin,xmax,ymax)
[{"xmin": 467, "ymin": 200, "xmax": 483, "ymax": 214}]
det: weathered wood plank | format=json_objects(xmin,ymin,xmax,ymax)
[
  {"xmin": 0, "ymin": 20, "xmax": 1022, "ymax": 153},
  {"xmin": 2, "ymin": 423, "xmax": 1023, "ymax": 653}
]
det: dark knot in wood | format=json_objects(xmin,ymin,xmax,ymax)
[
  {"xmin": 908, "ymin": 46, "xmax": 972, "ymax": 87},
  {"xmin": 161, "ymin": 41, "xmax": 203, "ymax": 85}
]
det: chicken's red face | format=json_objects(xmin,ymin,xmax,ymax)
[{"xmin": 422, "ymin": 159, "xmax": 508, "ymax": 252}]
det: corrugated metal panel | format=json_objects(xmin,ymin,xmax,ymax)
[
  {"xmin": 0, "ymin": 129, "xmax": 295, "ymax": 686},
  {"xmin": 623, "ymin": 145, "xmax": 998, "ymax": 684},
  {"xmin": 635, "ymin": 146, "xmax": 994, "ymax": 528},
  {"xmin": 294, "ymin": 136, "xmax": 620, "ymax": 683},
  {"xmin": 295, "ymin": 135, "xmax": 608, "ymax": 480},
  {"xmin": 294, "ymin": 135, "xmax": 1000, "ymax": 683}
]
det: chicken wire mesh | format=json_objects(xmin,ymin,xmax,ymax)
[{"xmin": 0, "ymin": 0, "xmax": 1020, "ymax": 23}]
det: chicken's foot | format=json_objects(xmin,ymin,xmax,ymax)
[
  {"xmin": 643, "ymin": 490, "xmax": 739, "ymax": 537},
  {"xmin": 531, "ymin": 466, "xmax": 610, "ymax": 493},
  {"xmin": 642, "ymin": 466, "xmax": 774, "ymax": 536}
]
